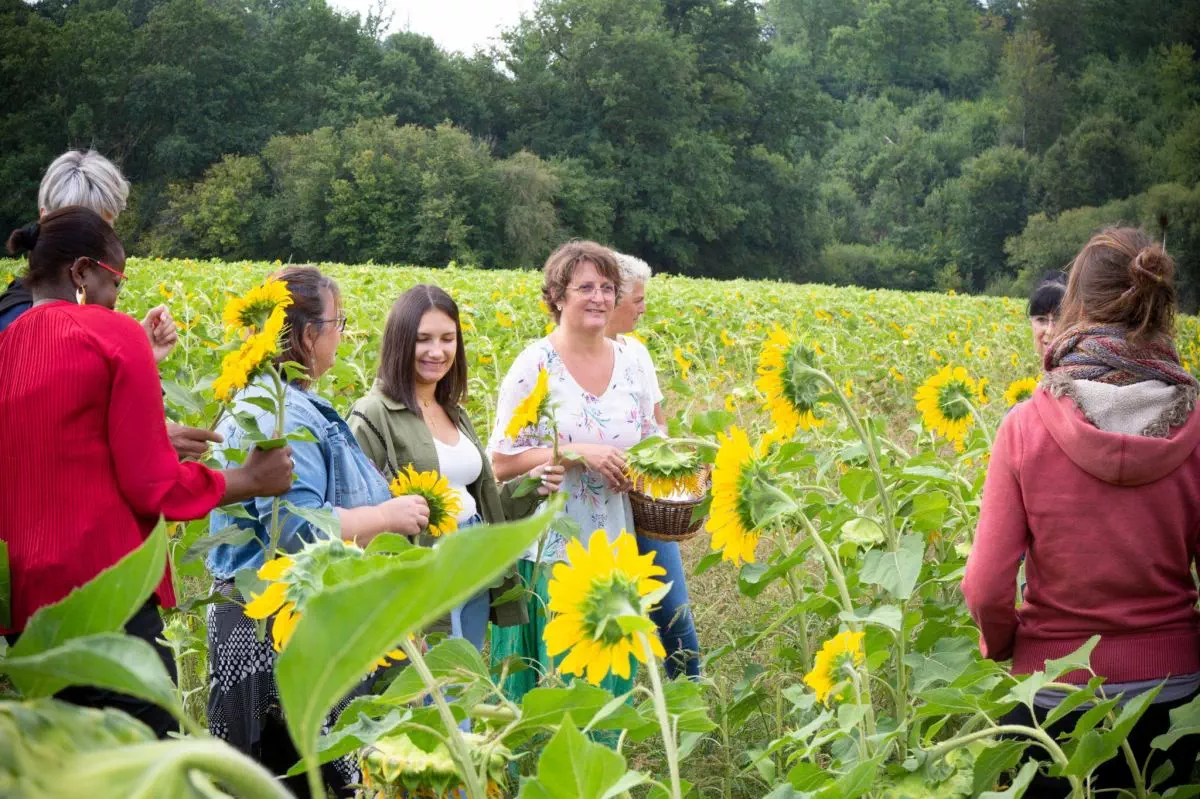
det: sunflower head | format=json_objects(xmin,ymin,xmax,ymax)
[
  {"xmin": 222, "ymin": 278, "xmax": 293, "ymax": 334},
  {"xmin": 360, "ymin": 732, "xmax": 508, "ymax": 798},
  {"xmin": 914, "ymin": 365, "xmax": 979, "ymax": 444},
  {"xmin": 389, "ymin": 465, "xmax": 463, "ymax": 536},
  {"xmin": 504, "ymin": 367, "xmax": 552, "ymax": 440},
  {"xmin": 803, "ymin": 630, "xmax": 866, "ymax": 705},
  {"xmin": 754, "ymin": 327, "xmax": 825, "ymax": 440},
  {"xmin": 544, "ymin": 530, "xmax": 667, "ymax": 685},
  {"xmin": 1004, "ymin": 376, "xmax": 1039, "ymax": 407},
  {"xmin": 706, "ymin": 426, "xmax": 762, "ymax": 566},
  {"xmin": 625, "ymin": 439, "xmax": 705, "ymax": 499}
]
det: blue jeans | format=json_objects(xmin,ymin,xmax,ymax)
[
  {"xmin": 636, "ymin": 535, "xmax": 700, "ymax": 680},
  {"xmin": 450, "ymin": 515, "xmax": 489, "ymax": 651}
]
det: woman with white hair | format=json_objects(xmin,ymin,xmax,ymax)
[
  {"xmin": 0, "ymin": 149, "xmax": 219, "ymax": 459},
  {"xmin": 605, "ymin": 251, "xmax": 701, "ymax": 680}
]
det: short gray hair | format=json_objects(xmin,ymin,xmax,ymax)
[
  {"xmin": 615, "ymin": 252, "xmax": 652, "ymax": 291},
  {"xmin": 38, "ymin": 150, "xmax": 130, "ymax": 221}
]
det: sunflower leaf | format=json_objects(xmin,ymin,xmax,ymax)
[
  {"xmin": 277, "ymin": 495, "xmax": 562, "ymax": 778},
  {"xmin": 516, "ymin": 718, "xmax": 631, "ymax": 799},
  {"xmin": 859, "ymin": 535, "xmax": 924, "ymax": 601}
]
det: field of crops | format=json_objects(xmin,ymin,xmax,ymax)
[{"xmin": 4, "ymin": 256, "xmax": 1200, "ymax": 798}]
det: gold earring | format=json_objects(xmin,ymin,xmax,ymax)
[{"xmin": 76, "ymin": 285, "xmax": 87, "ymax": 305}]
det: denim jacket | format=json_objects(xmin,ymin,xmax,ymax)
[{"xmin": 206, "ymin": 381, "xmax": 391, "ymax": 579}]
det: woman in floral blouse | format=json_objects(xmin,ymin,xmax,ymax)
[{"xmin": 489, "ymin": 240, "xmax": 659, "ymax": 701}]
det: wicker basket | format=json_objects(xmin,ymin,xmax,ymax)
[{"xmin": 628, "ymin": 467, "xmax": 711, "ymax": 542}]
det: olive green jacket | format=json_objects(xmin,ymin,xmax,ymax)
[{"xmin": 348, "ymin": 381, "xmax": 539, "ymax": 627}]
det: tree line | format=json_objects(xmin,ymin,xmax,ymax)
[{"xmin": 2, "ymin": 0, "xmax": 1198, "ymax": 303}]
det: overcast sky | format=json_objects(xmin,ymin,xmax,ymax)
[{"xmin": 329, "ymin": 0, "xmax": 539, "ymax": 54}]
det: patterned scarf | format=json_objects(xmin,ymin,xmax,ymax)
[{"xmin": 1044, "ymin": 324, "xmax": 1199, "ymax": 388}]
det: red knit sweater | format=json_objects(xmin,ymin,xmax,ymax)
[
  {"xmin": 0, "ymin": 301, "xmax": 225, "ymax": 633},
  {"xmin": 962, "ymin": 387, "xmax": 1200, "ymax": 683}
]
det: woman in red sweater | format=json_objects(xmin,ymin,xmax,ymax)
[
  {"xmin": 0, "ymin": 207, "xmax": 294, "ymax": 737},
  {"xmin": 963, "ymin": 227, "xmax": 1200, "ymax": 793}
]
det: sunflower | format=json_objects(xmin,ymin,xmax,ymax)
[
  {"xmin": 803, "ymin": 630, "xmax": 865, "ymax": 705},
  {"xmin": 625, "ymin": 440, "xmax": 705, "ymax": 500},
  {"xmin": 389, "ymin": 465, "xmax": 463, "ymax": 537},
  {"xmin": 914, "ymin": 365, "xmax": 979, "ymax": 445},
  {"xmin": 504, "ymin": 367, "xmax": 551, "ymax": 440},
  {"xmin": 706, "ymin": 426, "xmax": 761, "ymax": 565},
  {"xmin": 360, "ymin": 732, "xmax": 508, "ymax": 798},
  {"xmin": 222, "ymin": 278, "xmax": 293, "ymax": 333},
  {"xmin": 213, "ymin": 280, "xmax": 293, "ymax": 402},
  {"xmin": 544, "ymin": 530, "xmax": 667, "ymax": 685},
  {"xmin": 754, "ymin": 327, "xmax": 825, "ymax": 439},
  {"xmin": 244, "ymin": 547, "xmax": 413, "ymax": 666},
  {"xmin": 673, "ymin": 347, "xmax": 692, "ymax": 379},
  {"xmin": 1004, "ymin": 376, "xmax": 1039, "ymax": 407}
]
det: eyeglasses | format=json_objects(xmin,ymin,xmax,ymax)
[
  {"xmin": 567, "ymin": 282, "xmax": 617, "ymax": 299},
  {"xmin": 317, "ymin": 314, "xmax": 347, "ymax": 332},
  {"xmin": 84, "ymin": 257, "xmax": 126, "ymax": 290}
]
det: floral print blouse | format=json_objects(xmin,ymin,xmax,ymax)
[{"xmin": 488, "ymin": 336, "xmax": 659, "ymax": 562}]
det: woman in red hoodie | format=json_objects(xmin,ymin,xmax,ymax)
[
  {"xmin": 963, "ymin": 227, "xmax": 1200, "ymax": 793},
  {"xmin": 0, "ymin": 207, "xmax": 294, "ymax": 738}
]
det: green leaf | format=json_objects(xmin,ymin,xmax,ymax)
[
  {"xmin": 276, "ymin": 497, "xmax": 560, "ymax": 770},
  {"xmin": 364, "ymin": 533, "xmax": 415, "ymax": 555},
  {"xmin": 285, "ymin": 426, "xmax": 318, "ymax": 443},
  {"xmin": 280, "ymin": 500, "xmax": 342, "ymax": 538},
  {"xmin": 9, "ymin": 523, "xmax": 168, "ymax": 696},
  {"xmin": 161, "ymin": 380, "xmax": 204, "ymax": 415},
  {"xmin": 841, "ymin": 517, "xmax": 885, "ymax": 547},
  {"xmin": 180, "ymin": 524, "xmax": 257, "ymax": 564},
  {"xmin": 905, "ymin": 492, "xmax": 949, "ymax": 532},
  {"xmin": 904, "ymin": 637, "xmax": 976, "ymax": 692},
  {"xmin": 383, "ymin": 638, "xmax": 489, "ymax": 700},
  {"xmin": 297, "ymin": 707, "xmax": 412, "ymax": 773},
  {"xmin": 1042, "ymin": 676, "xmax": 1105, "ymax": 728},
  {"xmin": 839, "ymin": 468, "xmax": 877, "ymax": 503},
  {"xmin": 1043, "ymin": 636, "xmax": 1100, "ymax": 682},
  {"xmin": 1152, "ymin": 693, "xmax": 1200, "ymax": 750},
  {"xmin": 979, "ymin": 760, "xmax": 1038, "ymax": 797},
  {"xmin": 971, "ymin": 740, "xmax": 1028, "ymax": 795},
  {"xmin": 839, "ymin": 604, "xmax": 903, "ymax": 632},
  {"xmin": 517, "ymin": 719, "xmax": 631, "ymax": 799},
  {"xmin": 0, "ymin": 633, "xmax": 182, "ymax": 719},
  {"xmin": 508, "ymin": 682, "xmax": 648, "ymax": 745},
  {"xmin": 635, "ymin": 678, "xmax": 715, "ymax": 738},
  {"xmin": 859, "ymin": 535, "xmax": 924, "ymax": 600},
  {"xmin": 691, "ymin": 410, "xmax": 734, "ymax": 437},
  {"xmin": 240, "ymin": 395, "xmax": 279, "ymax": 414},
  {"xmin": 693, "ymin": 551, "xmax": 722, "ymax": 576},
  {"xmin": 512, "ymin": 475, "xmax": 543, "ymax": 498}
]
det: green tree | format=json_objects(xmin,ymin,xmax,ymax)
[
  {"xmin": 1030, "ymin": 113, "xmax": 1142, "ymax": 216},
  {"xmin": 997, "ymin": 29, "xmax": 1064, "ymax": 153}
]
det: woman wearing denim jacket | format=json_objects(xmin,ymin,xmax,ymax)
[
  {"xmin": 605, "ymin": 253, "xmax": 701, "ymax": 680},
  {"xmin": 205, "ymin": 267, "xmax": 429, "ymax": 798},
  {"xmin": 349, "ymin": 285, "xmax": 564, "ymax": 653}
]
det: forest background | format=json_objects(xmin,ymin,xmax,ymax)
[{"xmin": 3, "ymin": 0, "xmax": 1199, "ymax": 305}]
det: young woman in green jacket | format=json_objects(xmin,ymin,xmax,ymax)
[{"xmin": 349, "ymin": 284, "xmax": 564, "ymax": 648}]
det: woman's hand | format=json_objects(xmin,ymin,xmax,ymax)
[
  {"xmin": 527, "ymin": 462, "xmax": 566, "ymax": 496},
  {"xmin": 561, "ymin": 443, "xmax": 631, "ymax": 492},
  {"xmin": 378, "ymin": 495, "xmax": 430, "ymax": 536},
  {"xmin": 168, "ymin": 422, "xmax": 224, "ymax": 460},
  {"xmin": 141, "ymin": 305, "xmax": 178, "ymax": 364}
]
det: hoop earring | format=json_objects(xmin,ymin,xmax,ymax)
[{"xmin": 76, "ymin": 285, "xmax": 87, "ymax": 305}]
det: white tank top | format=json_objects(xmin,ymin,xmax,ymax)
[{"xmin": 433, "ymin": 431, "xmax": 482, "ymax": 522}]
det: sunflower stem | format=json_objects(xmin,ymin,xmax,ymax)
[
  {"xmin": 399, "ymin": 637, "xmax": 488, "ymax": 799},
  {"xmin": 640, "ymin": 632, "xmax": 683, "ymax": 799},
  {"xmin": 806, "ymin": 367, "xmax": 897, "ymax": 549},
  {"xmin": 963, "ymin": 399, "xmax": 994, "ymax": 448},
  {"xmin": 263, "ymin": 364, "xmax": 288, "ymax": 563},
  {"xmin": 795, "ymin": 510, "xmax": 855, "ymax": 619}
]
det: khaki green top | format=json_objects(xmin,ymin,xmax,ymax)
[{"xmin": 348, "ymin": 381, "xmax": 540, "ymax": 627}]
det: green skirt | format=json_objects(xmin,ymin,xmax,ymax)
[{"xmin": 489, "ymin": 559, "xmax": 636, "ymax": 703}]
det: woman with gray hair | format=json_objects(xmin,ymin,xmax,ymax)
[
  {"xmin": 0, "ymin": 149, "xmax": 219, "ymax": 459},
  {"xmin": 605, "ymin": 251, "xmax": 701, "ymax": 680}
]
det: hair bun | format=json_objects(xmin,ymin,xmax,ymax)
[
  {"xmin": 4, "ymin": 222, "xmax": 39, "ymax": 256},
  {"xmin": 1130, "ymin": 245, "xmax": 1172, "ymax": 289}
]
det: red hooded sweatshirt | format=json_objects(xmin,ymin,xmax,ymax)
[{"xmin": 962, "ymin": 385, "xmax": 1200, "ymax": 683}]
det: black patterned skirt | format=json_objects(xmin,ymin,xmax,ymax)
[{"xmin": 207, "ymin": 580, "xmax": 371, "ymax": 795}]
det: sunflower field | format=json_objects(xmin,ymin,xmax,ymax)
[{"xmin": 3, "ymin": 256, "xmax": 1200, "ymax": 799}]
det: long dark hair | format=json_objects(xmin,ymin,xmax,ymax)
[
  {"xmin": 377, "ymin": 285, "xmax": 468, "ymax": 417},
  {"xmin": 6, "ymin": 206, "xmax": 122, "ymax": 288},
  {"xmin": 1055, "ymin": 227, "xmax": 1176, "ymax": 342},
  {"xmin": 274, "ymin": 266, "xmax": 340, "ymax": 387}
]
